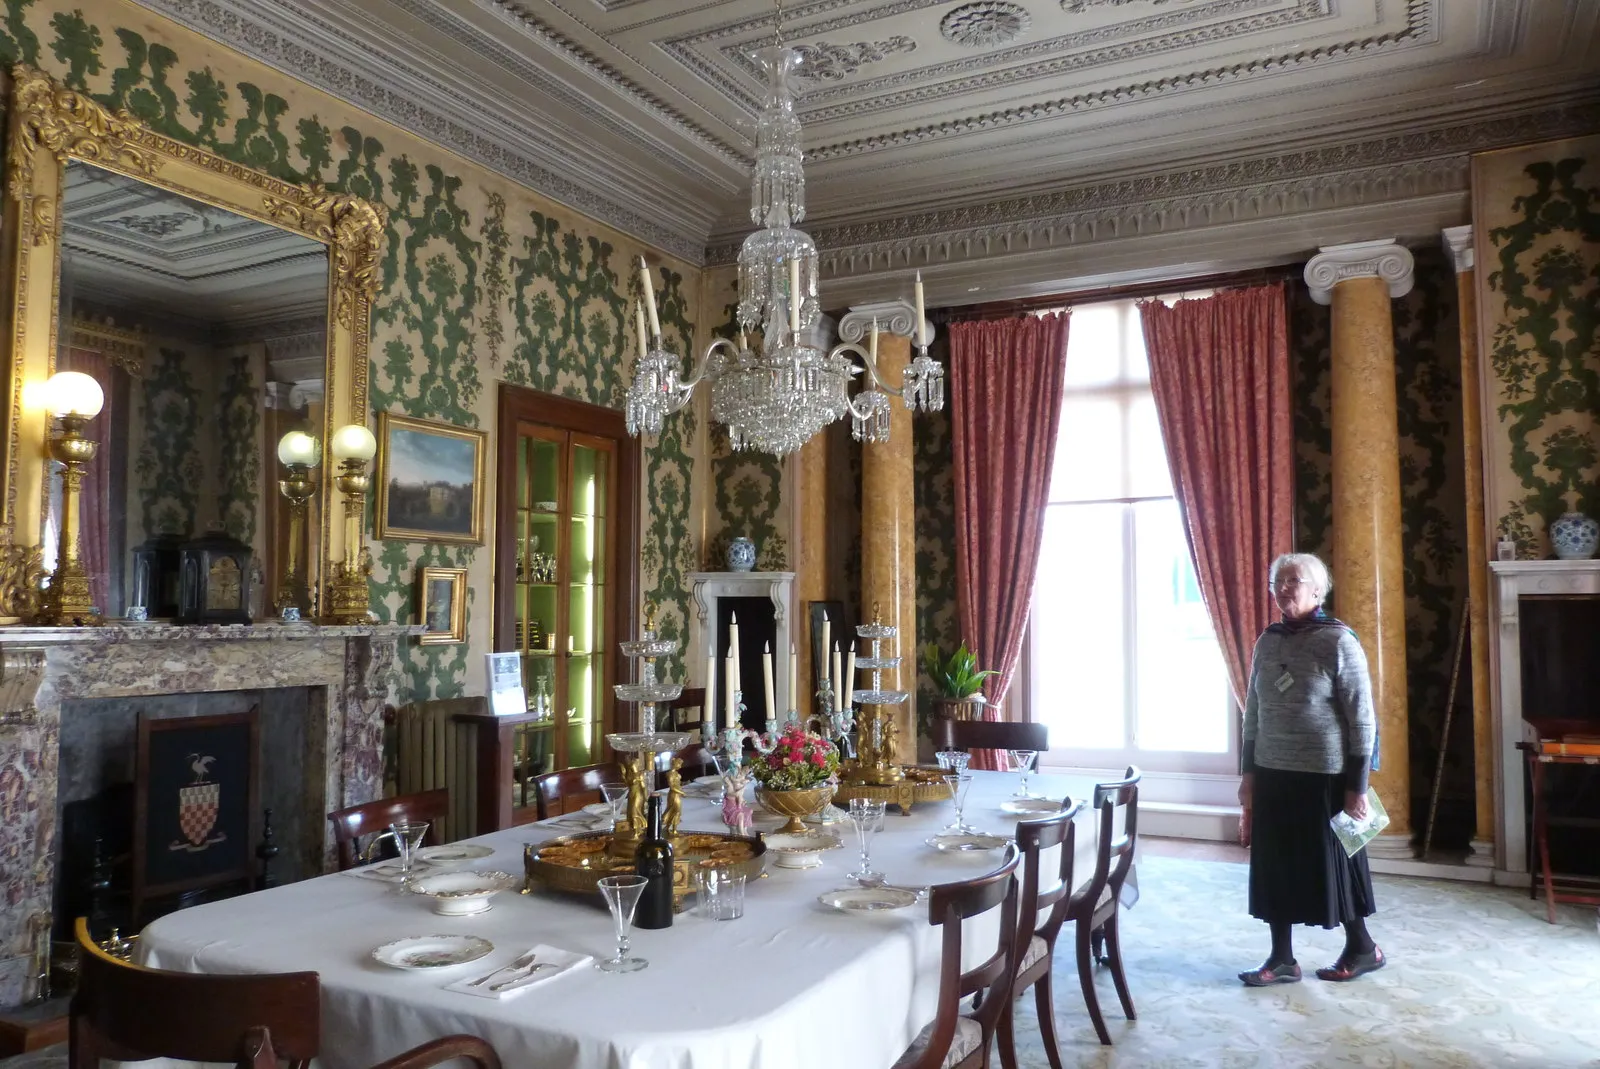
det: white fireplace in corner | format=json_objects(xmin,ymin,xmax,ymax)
[{"xmin": 1488, "ymin": 559, "xmax": 1600, "ymax": 877}]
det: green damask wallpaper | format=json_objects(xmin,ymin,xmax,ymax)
[
  {"xmin": 0, "ymin": 0, "xmax": 702, "ymax": 700},
  {"xmin": 133, "ymin": 345, "xmax": 202, "ymax": 540},
  {"xmin": 215, "ymin": 349, "xmax": 261, "ymax": 545},
  {"xmin": 1290, "ymin": 248, "xmax": 1475, "ymax": 843},
  {"xmin": 1474, "ymin": 136, "xmax": 1600, "ymax": 557}
]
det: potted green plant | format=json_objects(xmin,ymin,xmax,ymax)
[{"xmin": 922, "ymin": 642, "xmax": 997, "ymax": 724}]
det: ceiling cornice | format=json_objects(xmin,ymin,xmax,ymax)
[
  {"xmin": 133, "ymin": 0, "xmax": 711, "ymax": 263},
  {"xmin": 707, "ymin": 97, "xmax": 1600, "ymax": 280}
]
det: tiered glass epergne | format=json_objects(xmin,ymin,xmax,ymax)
[
  {"xmin": 834, "ymin": 604, "xmax": 953, "ymax": 814},
  {"xmin": 523, "ymin": 606, "xmax": 767, "ymax": 908}
]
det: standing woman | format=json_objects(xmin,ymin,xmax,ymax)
[{"xmin": 1237, "ymin": 552, "xmax": 1384, "ymax": 986}]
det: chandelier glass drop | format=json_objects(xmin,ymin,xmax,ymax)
[{"xmin": 622, "ymin": 22, "xmax": 944, "ymax": 458}]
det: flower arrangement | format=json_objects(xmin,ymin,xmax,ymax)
[{"xmin": 750, "ymin": 722, "xmax": 840, "ymax": 792}]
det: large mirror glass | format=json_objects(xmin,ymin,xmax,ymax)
[{"xmin": 49, "ymin": 161, "xmax": 329, "ymax": 619}]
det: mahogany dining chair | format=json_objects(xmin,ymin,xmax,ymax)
[{"xmin": 327, "ymin": 787, "xmax": 451, "ymax": 872}]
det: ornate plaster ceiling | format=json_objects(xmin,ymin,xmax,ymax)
[
  {"xmin": 141, "ymin": 0, "xmax": 1600, "ymax": 301},
  {"xmin": 62, "ymin": 162, "xmax": 329, "ymax": 330}
]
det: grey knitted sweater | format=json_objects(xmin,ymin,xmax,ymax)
[{"xmin": 1241, "ymin": 626, "xmax": 1376, "ymax": 791}]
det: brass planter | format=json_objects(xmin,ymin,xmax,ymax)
[{"xmin": 755, "ymin": 784, "xmax": 837, "ymax": 835}]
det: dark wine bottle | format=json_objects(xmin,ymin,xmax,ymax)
[{"xmin": 633, "ymin": 793, "xmax": 675, "ymax": 929}]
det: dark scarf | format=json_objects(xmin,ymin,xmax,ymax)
[
  {"xmin": 1266, "ymin": 606, "xmax": 1352, "ymax": 636},
  {"xmin": 1263, "ymin": 607, "xmax": 1379, "ymax": 772}
]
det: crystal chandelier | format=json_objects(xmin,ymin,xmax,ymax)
[{"xmin": 623, "ymin": 13, "xmax": 944, "ymax": 458}]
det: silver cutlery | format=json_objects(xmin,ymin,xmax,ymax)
[
  {"xmin": 469, "ymin": 951, "xmax": 538, "ymax": 988},
  {"xmin": 489, "ymin": 963, "xmax": 555, "ymax": 991}
]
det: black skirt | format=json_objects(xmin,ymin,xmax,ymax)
[{"xmin": 1248, "ymin": 766, "xmax": 1376, "ymax": 928}]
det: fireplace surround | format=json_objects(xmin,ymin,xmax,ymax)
[
  {"xmin": 1488, "ymin": 559, "xmax": 1600, "ymax": 879},
  {"xmin": 0, "ymin": 621, "xmax": 416, "ymax": 1003}
]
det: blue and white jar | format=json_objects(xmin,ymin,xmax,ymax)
[
  {"xmin": 726, "ymin": 536, "xmax": 757, "ymax": 572},
  {"xmin": 1550, "ymin": 512, "xmax": 1600, "ymax": 560}
]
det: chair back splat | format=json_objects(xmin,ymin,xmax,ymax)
[
  {"xmin": 328, "ymin": 787, "xmax": 451, "ymax": 872},
  {"xmin": 532, "ymin": 762, "xmax": 624, "ymax": 821},
  {"xmin": 932, "ymin": 719, "xmax": 1048, "ymax": 754}
]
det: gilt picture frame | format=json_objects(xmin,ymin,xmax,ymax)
[
  {"xmin": 375, "ymin": 412, "xmax": 487, "ymax": 544},
  {"xmin": 418, "ymin": 565, "xmax": 468, "ymax": 644}
]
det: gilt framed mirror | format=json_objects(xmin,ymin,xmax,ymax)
[{"xmin": 0, "ymin": 66, "xmax": 385, "ymax": 622}]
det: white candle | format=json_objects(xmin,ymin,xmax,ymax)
[
  {"xmin": 705, "ymin": 647, "xmax": 716, "ymax": 735},
  {"xmin": 820, "ymin": 614, "xmax": 830, "ymax": 685},
  {"xmin": 738, "ymin": 329, "xmax": 748, "ymax": 353},
  {"xmin": 870, "ymin": 316, "xmax": 878, "ymax": 361},
  {"xmin": 634, "ymin": 302, "xmax": 650, "ymax": 357},
  {"xmin": 844, "ymin": 644, "xmax": 857, "ymax": 709},
  {"xmin": 725, "ymin": 649, "xmax": 737, "ymax": 719},
  {"xmin": 762, "ymin": 642, "xmax": 776, "ymax": 723},
  {"xmin": 640, "ymin": 257, "xmax": 661, "ymax": 338},
  {"xmin": 832, "ymin": 643, "xmax": 843, "ymax": 712},
  {"xmin": 788, "ymin": 645, "xmax": 797, "ymax": 714},
  {"xmin": 913, "ymin": 271, "xmax": 926, "ymax": 347},
  {"xmin": 728, "ymin": 614, "xmax": 741, "ymax": 695},
  {"xmin": 789, "ymin": 258, "xmax": 802, "ymax": 334}
]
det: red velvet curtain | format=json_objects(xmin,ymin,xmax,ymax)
[
  {"xmin": 58, "ymin": 347, "xmax": 114, "ymax": 612},
  {"xmin": 1138, "ymin": 284, "xmax": 1293, "ymax": 709},
  {"xmin": 950, "ymin": 313, "xmax": 1070, "ymax": 769}
]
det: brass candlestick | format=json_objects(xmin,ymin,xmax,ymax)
[
  {"xmin": 274, "ymin": 462, "xmax": 315, "ymax": 616},
  {"xmin": 36, "ymin": 409, "xmax": 101, "ymax": 625},
  {"xmin": 322, "ymin": 457, "xmax": 372, "ymax": 624}
]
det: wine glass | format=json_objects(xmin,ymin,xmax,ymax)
[
  {"xmin": 600, "ymin": 782, "xmax": 629, "ymax": 831},
  {"xmin": 595, "ymin": 875, "xmax": 649, "ymax": 973},
  {"xmin": 846, "ymin": 798, "xmax": 887, "ymax": 886},
  {"xmin": 935, "ymin": 750, "xmax": 971, "ymax": 775},
  {"xmin": 388, "ymin": 820, "xmax": 429, "ymax": 891},
  {"xmin": 943, "ymin": 773, "xmax": 975, "ymax": 833},
  {"xmin": 1007, "ymin": 750, "xmax": 1039, "ymax": 797}
]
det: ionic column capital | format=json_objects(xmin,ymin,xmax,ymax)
[
  {"xmin": 1441, "ymin": 225, "xmax": 1474, "ymax": 273},
  {"xmin": 1303, "ymin": 239, "xmax": 1415, "ymax": 306},
  {"xmin": 839, "ymin": 299, "xmax": 934, "ymax": 347}
]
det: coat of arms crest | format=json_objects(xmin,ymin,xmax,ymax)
[{"xmin": 170, "ymin": 752, "xmax": 227, "ymax": 853}]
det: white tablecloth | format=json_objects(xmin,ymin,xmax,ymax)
[{"xmin": 139, "ymin": 770, "xmax": 1100, "ymax": 1069}]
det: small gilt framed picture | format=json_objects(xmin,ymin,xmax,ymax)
[{"xmin": 418, "ymin": 566, "xmax": 468, "ymax": 645}]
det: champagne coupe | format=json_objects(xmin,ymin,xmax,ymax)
[
  {"xmin": 388, "ymin": 820, "xmax": 429, "ymax": 891},
  {"xmin": 846, "ymin": 798, "xmax": 888, "ymax": 886},
  {"xmin": 595, "ymin": 875, "xmax": 650, "ymax": 973},
  {"xmin": 943, "ymin": 773, "xmax": 975, "ymax": 833},
  {"xmin": 1007, "ymin": 750, "xmax": 1039, "ymax": 797},
  {"xmin": 935, "ymin": 750, "xmax": 971, "ymax": 775},
  {"xmin": 600, "ymin": 782, "xmax": 629, "ymax": 831}
]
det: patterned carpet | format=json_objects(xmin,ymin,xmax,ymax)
[{"xmin": 1011, "ymin": 855, "xmax": 1600, "ymax": 1069}]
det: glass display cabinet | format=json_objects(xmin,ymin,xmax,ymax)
[{"xmin": 495, "ymin": 385, "xmax": 639, "ymax": 776}]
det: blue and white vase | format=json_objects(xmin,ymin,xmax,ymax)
[
  {"xmin": 726, "ymin": 536, "xmax": 757, "ymax": 572},
  {"xmin": 1549, "ymin": 512, "xmax": 1600, "ymax": 560}
]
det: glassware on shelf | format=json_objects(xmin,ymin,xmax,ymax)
[
  {"xmin": 943, "ymin": 773, "xmax": 975, "ymax": 833},
  {"xmin": 388, "ymin": 820, "xmax": 429, "ymax": 891},
  {"xmin": 1007, "ymin": 749, "xmax": 1039, "ymax": 797},
  {"xmin": 595, "ymin": 874, "xmax": 649, "ymax": 973},
  {"xmin": 846, "ymin": 798, "xmax": 887, "ymax": 887}
]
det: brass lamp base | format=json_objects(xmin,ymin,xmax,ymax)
[
  {"xmin": 32, "ymin": 565, "xmax": 100, "ymax": 626},
  {"xmin": 321, "ymin": 570, "xmax": 372, "ymax": 625}
]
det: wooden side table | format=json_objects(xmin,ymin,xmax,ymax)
[{"xmin": 1518, "ymin": 742, "xmax": 1600, "ymax": 924}]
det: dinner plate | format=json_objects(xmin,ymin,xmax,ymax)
[
  {"xmin": 999, "ymin": 798, "xmax": 1064, "ymax": 815},
  {"xmin": 415, "ymin": 844, "xmax": 494, "ymax": 864},
  {"xmin": 817, "ymin": 887, "xmax": 918, "ymax": 912},
  {"xmin": 926, "ymin": 832, "xmax": 1010, "ymax": 852},
  {"xmin": 371, "ymin": 934, "xmax": 494, "ymax": 970}
]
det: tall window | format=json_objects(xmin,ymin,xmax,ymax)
[{"xmin": 1029, "ymin": 299, "xmax": 1235, "ymax": 774}]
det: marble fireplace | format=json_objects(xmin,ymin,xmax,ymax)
[
  {"xmin": 1488, "ymin": 559, "xmax": 1600, "ymax": 879},
  {"xmin": 0, "ymin": 621, "xmax": 415, "ymax": 1003}
]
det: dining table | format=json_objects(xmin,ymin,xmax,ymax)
[{"xmin": 138, "ymin": 768, "xmax": 1105, "ymax": 1069}]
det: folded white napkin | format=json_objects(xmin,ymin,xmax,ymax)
[{"xmin": 445, "ymin": 945, "xmax": 593, "ymax": 1000}]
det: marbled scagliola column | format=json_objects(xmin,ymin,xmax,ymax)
[
  {"xmin": 1305, "ymin": 240, "xmax": 1416, "ymax": 859},
  {"xmin": 1443, "ymin": 224, "xmax": 1496, "ymax": 868},
  {"xmin": 840, "ymin": 300, "xmax": 925, "ymax": 755}
]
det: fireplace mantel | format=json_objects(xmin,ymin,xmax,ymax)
[
  {"xmin": 0, "ymin": 620, "xmax": 420, "ymax": 1002},
  {"xmin": 1488, "ymin": 559, "xmax": 1600, "ymax": 878}
]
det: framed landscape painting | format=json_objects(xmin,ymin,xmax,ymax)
[
  {"xmin": 418, "ymin": 565, "xmax": 468, "ymax": 644},
  {"xmin": 376, "ymin": 412, "xmax": 487, "ymax": 544}
]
